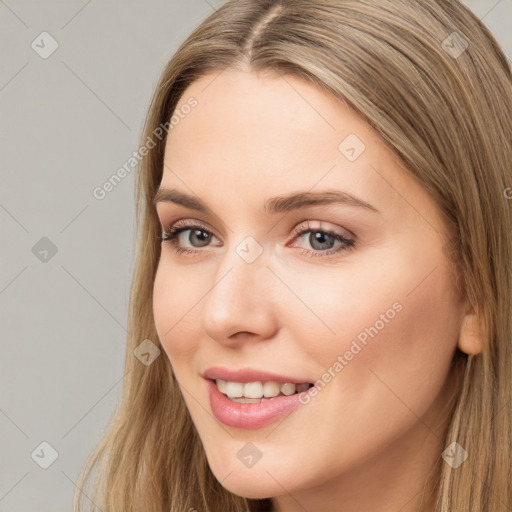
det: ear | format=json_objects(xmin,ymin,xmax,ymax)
[{"xmin": 457, "ymin": 301, "xmax": 483, "ymax": 356}]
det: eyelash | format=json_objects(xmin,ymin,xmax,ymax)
[{"xmin": 158, "ymin": 219, "xmax": 355, "ymax": 258}]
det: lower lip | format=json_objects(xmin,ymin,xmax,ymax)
[{"xmin": 207, "ymin": 379, "xmax": 308, "ymax": 429}]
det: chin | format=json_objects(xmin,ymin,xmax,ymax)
[
  {"xmin": 219, "ymin": 477, "xmax": 278, "ymax": 500},
  {"xmin": 205, "ymin": 457, "xmax": 287, "ymax": 499}
]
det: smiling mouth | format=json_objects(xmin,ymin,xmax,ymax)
[{"xmin": 213, "ymin": 379, "xmax": 314, "ymax": 403}]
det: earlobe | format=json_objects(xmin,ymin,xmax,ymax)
[{"xmin": 457, "ymin": 303, "xmax": 484, "ymax": 356}]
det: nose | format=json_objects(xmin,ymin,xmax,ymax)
[{"xmin": 199, "ymin": 242, "xmax": 279, "ymax": 346}]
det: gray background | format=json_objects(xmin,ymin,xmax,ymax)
[{"xmin": 0, "ymin": 1, "xmax": 510, "ymax": 510}]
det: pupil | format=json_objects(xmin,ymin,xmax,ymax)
[
  {"xmin": 310, "ymin": 231, "xmax": 334, "ymax": 250},
  {"xmin": 191, "ymin": 229, "xmax": 210, "ymax": 247}
]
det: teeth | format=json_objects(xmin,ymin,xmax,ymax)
[
  {"xmin": 216, "ymin": 379, "xmax": 310, "ymax": 399},
  {"xmin": 225, "ymin": 381, "xmax": 243, "ymax": 398},
  {"xmin": 280, "ymin": 383, "xmax": 295, "ymax": 395},
  {"xmin": 230, "ymin": 397, "xmax": 266, "ymax": 403},
  {"xmin": 244, "ymin": 381, "xmax": 263, "ymax": 398},
  {"xmin": 216, "ymin": 379, "xmax": 228, "ymax": 394},
  {"xmin": 263, "ymin": 381, "xmax": 280, "ymax": 397}
]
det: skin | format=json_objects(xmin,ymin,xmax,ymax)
[{"xmin": 152, "ymin": 67, "xmax": 482, "ymax": 512}]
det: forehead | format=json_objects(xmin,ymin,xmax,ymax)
[
  {"xmin": 166, "ymin": 68, "xmax": 378, "ymax": 169},
  {"xmin": 160, "ymin": 68, "xmax": 436, "ymax": 229}
]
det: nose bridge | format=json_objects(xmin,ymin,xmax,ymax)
[{"xmin": 199, "ymin": 236, "xmax": 277, "ymax": 342}]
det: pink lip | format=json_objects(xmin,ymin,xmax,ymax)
[
  {"xmin": 202, "ymin": 366, "xmax": 311, "ymax": 384},
  {"xmin": 206, "ymin": 379, "xmax": 308, "ymax": 429}
]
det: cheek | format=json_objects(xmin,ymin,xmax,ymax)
[
  {"xmin": 152, "ymin": 259, "xmax": 201, "ymax": 367},
  {"xmin": 288, "ymin": 244, "xmax": 461, "ymax": 411},
  {"xmin": 321, "ymin": 252, "xmax": 462, "ymax": 422},
  {"xmin": 272, "ymin": 258, "xmax": 405, "ymax": 372},
  {"xmin": 367, "ymin": 266, "xmax": 461, "ymax": 398}
]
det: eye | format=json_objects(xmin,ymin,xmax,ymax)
[
  {"xmin": 158, "ymin": 219, "xmax": 355, "ymax": 258},
  {"xmin": 289, "ymin": 220, "xmax": 355, "ymax": 258},
  {"xmin": 159, "ymin": 219, "xmax": 220, "ymax": 255}
]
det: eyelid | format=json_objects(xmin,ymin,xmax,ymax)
[
  {"xmin": 159, "ymin": 217, "xmax": 352, "ymax": 239},
  {"xmin": 291, "ymin": 219, "xmax": 354, "ymax": 240},
  {"xmin": 157, "ymin": 208, "xmax": 225, "ymax": 237},
  {"xmin": 160, "ymin": 217, "xmax": 219, "ymax": 238}
]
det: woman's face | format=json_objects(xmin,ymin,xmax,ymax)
[{"xmin": 153, "ymin": 67, "xmax": 466, "ymax": 504}]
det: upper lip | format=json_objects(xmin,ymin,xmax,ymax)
[{"xmin": 203, "ymin": 366, "xmax": 312, "ymax": 384}]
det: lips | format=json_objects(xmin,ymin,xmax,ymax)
[
  {"xmin": 202, "ymin": 366, "xmax": 312, "ymax": 384},
  {"xmin": 203, "ymin": 366, "xmax": 314, "ymax": 429}
]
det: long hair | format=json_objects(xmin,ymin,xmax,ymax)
[{"xmin": 74, "ymin": 1, "xmax": 512, "ymax": 511}]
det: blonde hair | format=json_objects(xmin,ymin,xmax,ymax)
[{"xmin": 74, "ymin": 1, "xmax": 512, "ymax": 511}]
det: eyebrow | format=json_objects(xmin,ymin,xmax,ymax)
[{"xmin": 152, "ymin": 188, "xmax": 379, "ymax": 215}]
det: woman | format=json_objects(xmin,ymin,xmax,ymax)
[{"xmin": 75, "ymin": 1, "xmax": 512, "ymax": 511}]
